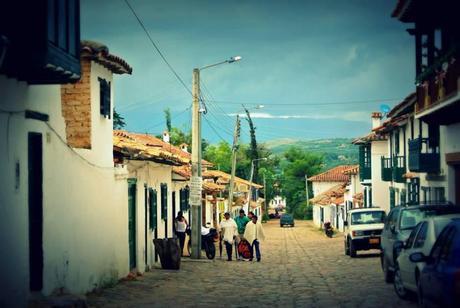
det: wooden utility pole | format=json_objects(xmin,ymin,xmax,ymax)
[
  {"xmin": 228, "ymin": 115, "xmax": 240, "ymax": 214},
  {"xmin": 190, "ymin": 68, "xmax": 202, "ymax": 259}
]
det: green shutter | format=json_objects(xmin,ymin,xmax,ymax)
[
  {"xmin": 161, "ymin": 183, "xmax": 168, "ymax": 220},
  {"xmin": 390, "ymin": 187, "xmax": 395, "ymax": 209},
  {"xmin": 400, "ymin": 189, "xmax": 406, "ymax": 206},
  {"xmin": 185, "ymin": 187, "xmax": 190, "ymax": 210},
  {"xmin": 149, "ymin": 188, "xmax": 157, "ymax": 229}
]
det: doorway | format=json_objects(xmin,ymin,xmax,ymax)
[
  {"xmin": 128, "ymin": 179, "xmax": 137, "ymax": 271},
  {"xmin": 28, "ymin": 132, "xmax": 43, "ymax": 292}
]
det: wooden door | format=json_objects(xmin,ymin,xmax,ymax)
[
  {"xmin": 28, "ymin": 133, "xmax": 43, "ymax": 291},
  {"xmin": 128, "ymin": 179, "xmax": 137, "ymax": 270}
]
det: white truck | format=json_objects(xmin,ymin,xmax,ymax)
[{"xmin": 344, "ymin": 208, "xmax": 386, "ymax": 258}]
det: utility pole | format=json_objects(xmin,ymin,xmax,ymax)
[
  {"xmin": 190, "ymin": 68, "xmax": 202, "ymax": 259},
  {"xmin": 227, "ymin": 115, "xmax": 240, "ymax": 215}
]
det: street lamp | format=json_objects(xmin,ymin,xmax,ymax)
[
  {"xmin": 246, "ymin": 157, "xmax": 268, "ymax": 213},
  {"xmin": 227, "ymin": 104, "xmax": 264, "ymax": 215},
  {"xmin": 190, "ymin": 56, "xmax": 242, "ymax": 259}
]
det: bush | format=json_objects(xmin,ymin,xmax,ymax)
[{"xmin": 293, "ymin": 201, "xmax": 313, "ymax": 220}]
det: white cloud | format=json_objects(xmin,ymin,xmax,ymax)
[{"xmin": 228, "ymin": 111, "xmax": 369, "ymax": 122}]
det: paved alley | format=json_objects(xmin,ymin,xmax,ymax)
[{"xmin": 87, "ymin": 220, "xmax": 416, "ymax": 308}]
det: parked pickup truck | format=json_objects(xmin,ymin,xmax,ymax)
[{"xmin": 344, "ymin": 208, "xmax": 386, "ymax": 258}]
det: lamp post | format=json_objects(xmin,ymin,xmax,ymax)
[
  {"xmin": 190, "ymin": 56, "xmax": 242, "ymax": 259},
  {"xmin": 247, "ymin": 157, "xmax": 267, "ymax": 213},
  {"xmin": 227, "ymin": 104, "xmax": 263, "ymax": 215}
]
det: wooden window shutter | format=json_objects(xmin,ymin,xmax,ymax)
[
  {"xmin": 185, "ymin": 187, "xmax": 190, "ymax": 210},
  {"xmin": 98, "ymin": 78, "xmax": 111, "ymax": 119},
  {"xmin": 161, "ymin": 183, "xmax": 168, "ymax": 220},
  {"xmin": 390, "ymin": 187, "xmax": 395, "ymax": 209},
  {"xmin": 149, "ymin": 188, "xmax": 157, "ymax": 230}
]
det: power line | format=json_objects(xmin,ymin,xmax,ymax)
[
  {"xmin": 123, "ymin": 0, "xmax": 192, "ymax": 96},
  {"xmin": 205, "ymin": 97, "xmax": 402, "ymax": 106}
]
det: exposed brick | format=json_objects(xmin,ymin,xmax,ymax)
[{"xmin": 61, "ymin": 58, "xmax": 92, "ymax": 149}]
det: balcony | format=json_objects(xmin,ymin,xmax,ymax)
[
  {"xmin": 408, "ymin": 138, "xmax": 440, "ymax": 173},
  {"xmin": 381, "ymin": 157, "xmax": 392, "ymax": 182},
  {"xmin": 392, "ymin": 156, "xmax": 406, "ymax": 183},
  {"xmin": 415, "ymin": 47, "xmax": 460, "ymax": 121}
]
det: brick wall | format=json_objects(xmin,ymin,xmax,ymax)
[{"xmin": 61, "ymin": 59, "xmax": 92, "ymax": 149}]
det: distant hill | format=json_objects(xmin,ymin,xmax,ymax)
[{"xmin": 265, "ymin": 138, "xmax": 358, "ymax": 170}]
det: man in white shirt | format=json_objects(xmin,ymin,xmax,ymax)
[
  {"xmin": 219, "ymin": 212, "xmax": 238, "ymax": 261},
  {"xmin": 243, "ymin": 215, "xmax": 265, "ymax": 262}
]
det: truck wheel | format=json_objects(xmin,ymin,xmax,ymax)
[{"xmin": 349, "ymin": 239, "xmax": 357, "ymax": 258}]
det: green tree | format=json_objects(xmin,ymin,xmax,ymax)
[
  {"xmin": 203, "ymin": 141, "xmax": 232, "ymax": 172},
  {"xmin": 113, "ymin": 109, "xmax": 126, "ymax": 130},
  {"xmin": 281, "ymin": 146, "xmax": 323, "ymax": 219}
]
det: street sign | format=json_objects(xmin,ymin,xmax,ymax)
[{"xmin": 190, "ymin": 176, "xmax": 202, "ymax": 205}]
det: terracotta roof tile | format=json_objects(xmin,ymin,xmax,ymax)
[
  {"xmin": 309, "ymin": 183, "xmax": 347, "ymax": 206},
  {"xmin": 114, "ymin": 130, "xmax": 212, "ymax": 167},
  {"xmin": 202, "ymin": 169, "xmax": 263, "ymax": 189},
  {"xmin": 81, "ymin": 40, "xmax": 132, "ymax": 75},
  {"xmin": 307, "ymin": 165, "xmax": 354, "ymax": 182},
  {"xmin": 113, "ymin": 132, "xmax": 186, "ymax": 165}
]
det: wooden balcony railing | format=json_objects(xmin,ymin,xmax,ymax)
[
  {"xmin": 416, "ymin": 47, "xmax": 460, "ymax": 114},
  {"xmin": 381, "ymin": 157, "xmax": 392, "ymax": 182},
  {"xmin": 408, "ymin": 138, "xmax": 440, "ymax": 173}
]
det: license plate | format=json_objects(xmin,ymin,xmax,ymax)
[{"xmin": 369, "ymin": 238, "xmax": 380, "ymax": 244}]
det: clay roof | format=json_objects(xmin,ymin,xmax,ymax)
[
  {"xmin": 114, "ymin": 130, "xmax": 212, "ymax": 167},
  {"xmin": 387, "ymin": 92, "xmax": 416, "ymax": 118},
  {"xmin": 308, "ymin": 165, "xmax": 354, "ymax": 182},
  {"xmin": 113, "ymin": 132, "xmax": 186, "ymax": 165},
  {"xmin": 343, "ymin": 165, "xmax": 359, "ymax": 175},
  {"xmin": 309, "ymin": 183, "xmax": 347, "ymax": 206},
  {"xmin": 81, "ymin": 40, "xmax": 132, "ymax": 75},
  {"xmin": 202, "ymin": 169, "xmax": 263, "ymax": 189},
  {"xmin": 352, "ymin": 131, "xmax": 387, "ymax": 144},
  {"xmin": 203, "ymin": 181, "xmax": 225, "ymax": 193}
]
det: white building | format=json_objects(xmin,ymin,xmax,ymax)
[{"xmin": 0, "ymin": 36, "xmax": 132, "ymax": 306}]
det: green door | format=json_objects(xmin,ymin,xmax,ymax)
[{"xmin": 128, "ymin": 179, "xmax": 137, "ymax": 270}]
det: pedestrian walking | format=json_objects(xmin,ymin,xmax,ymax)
[
  {"xmin": 235, "ymin": 209, "xmax": 250, "ymax": 260},
  {"xmin": 219, "ymin": 212, "xmax": 238, "ymax": 261},
  {"xmin": 243, "ymin": 215, "xmax": 265, "ymax": 262},
  {"xmin": 174, "ymin": 211, "xmax": 188, "ymax": 255}
]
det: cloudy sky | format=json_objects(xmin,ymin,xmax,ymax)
[{"xmin": 81, "ymin": 0, "xmax": 415, "ymax": 143}]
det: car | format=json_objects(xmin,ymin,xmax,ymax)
[
  {"xmin": 380, "ymin": 204, "xmax": 460, "ymax": 283},
  {"xmin": 408, "ymin": 218, "xmax": 460, "ymax": 307},
  {"xmin": 343, "ymin": 208, "xmax": 386, "ymax": 258},
  {"xmin": 280, "ymin": 214, "xmax": 294, "ymax": 227},
  {"xmin": 393, "ymin": 214, "xmax": 460, "ymax": 299}
]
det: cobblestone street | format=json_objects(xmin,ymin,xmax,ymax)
[{"xmin": 87, "ymin": 220, "xmax": 416, "ymax": 307}]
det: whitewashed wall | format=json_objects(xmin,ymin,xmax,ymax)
[
  {"xmin": 371, "ymin": 140, "xmax": 390, "ymax": 212},
  {"xmin": 0, "ymin": 65, "xmax": 129, "ymax": 307}
]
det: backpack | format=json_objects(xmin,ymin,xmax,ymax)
[{"xmin": 238, "ymin": 239, "xmax": 252, "ymax": 259}]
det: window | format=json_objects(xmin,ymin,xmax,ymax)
[
  {"xmin": 413, "ymin": 222, "xmax": 428, "ymax": 248},
  {"xmin": 99, "ymin": 78, "xmax": 111, "ymax": 119},
  {"xmin": 160, "ymin": 183, "xmax": 168, "ymax": 220},
  {"xmin": 350, "ymin": 211, "xmax": 385, "ymax": 225},
  {"xmin": 149, "ymin": 188, "xmax": 157, "ymax": 230},
  {"xmin": 400, "ymin": 189, "xmax": 406, "ymax": 207},
  {"xmin": 431, "ymin": 226, "xmax": 454, "ymax": 261},
  {"xmin": 390, "ymin": 187, "xmax": 395, "ymax": 209},
  {"xmin": 406, "ymin": 223, "xmax": 423, "ymax": 249},
  {"xmin": 408, "ymin": 178, "xmax": 420, "ymax": 205}
]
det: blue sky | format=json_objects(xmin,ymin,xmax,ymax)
[{"xmin": 81, "ymin": 0, "xmax": 415, "ymax": 143}]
